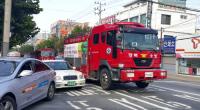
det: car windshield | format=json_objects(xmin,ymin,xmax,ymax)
[
  {"xmin": 0, "ymin": 60, "xmax": 17, "ymax": 77},
  {"xmin": 123, "ymin": 33, "xmax": 159, "ymax": 51},
  {"xmin": 45, "ymin": 61, "xmax": 71, "ymax": 70}
]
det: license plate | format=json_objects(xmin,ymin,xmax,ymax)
[
  {"xmin": 67, "ymin": 81, "xmax": 76, "ymax": 86},
  {"xmin": 145, "ymin": 72, "xmax": 153, "ymax": 77}
]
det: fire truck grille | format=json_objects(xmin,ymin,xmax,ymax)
[
  {"xmin": 134, "ymin": 58, "xmax": 152, "ymax": 67},
  {"xmin": 63, "ymin": 76, "xmax": 77, "ymax": 80}
]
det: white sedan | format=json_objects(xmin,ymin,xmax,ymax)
[{"xmin": 43, "ymin": 60, "xmax": 85, "ymax": 89}]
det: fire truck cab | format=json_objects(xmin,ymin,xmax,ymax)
[{"xmin": 65, "ymin": 22, "xmax": 167, "ymax": 90}]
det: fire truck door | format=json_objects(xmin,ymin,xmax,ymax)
[{"xmin": 89, "ymin": 33, "xmax": 100, "ymax": 71}]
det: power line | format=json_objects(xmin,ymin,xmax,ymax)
[{"xmin": 94, "ymin": 1, "xmax": 106, "ymax": 24}]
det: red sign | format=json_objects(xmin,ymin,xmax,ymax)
[{"xmin": 191, "ymin": 38, "xmax": 200, "ymax": 49}]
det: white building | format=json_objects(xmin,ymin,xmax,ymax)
[
  {"xmin": 115, "ymin": 0, "xmax": 199, "ymax": 38},
  {"xmin": 103, "ymin": 0, "xmax": 200, "ymax": 76}
]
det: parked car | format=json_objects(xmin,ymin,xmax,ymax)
[
  {"xmin": 0, "ymin": 57, "xmax": 56, "ymax": 110},
  {"xmin": 43, "ymin": 60, "xmax": 85, "ymax": 89}
]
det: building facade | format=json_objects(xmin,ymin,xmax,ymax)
[
  {"xmin": 102, "ymin": 0, "xmax": 200, "ymax": 76},
  {"xmin": 50, "ymin": 20, "xmax": 89, "ymax": 38}
]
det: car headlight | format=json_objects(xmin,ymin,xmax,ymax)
[
  {"xmin": 79, "ymin": 74, "xmax": 84, "ymax": 79},
  {"xmin": 56, "ymin": 76, "xmax": 62, "ymax": 80}
]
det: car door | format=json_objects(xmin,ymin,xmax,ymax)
[
  {"xmin": 16, "ymin": 61, "xmax": 38, "ymax": 107},
  {"xmin": 32, "ymin": 60, "xmax": 51, "ymax": 98}
]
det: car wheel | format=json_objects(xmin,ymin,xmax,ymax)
[
  {"xmin": 0, "ymin": 96, "xmax": 17, "ymax": 110},
  {"xmin": 100, "ymin": 68, "xmax": 112, "ymax": 90},
  {"xmin": 46, "ymin": 83, "xmax": 55, "ymax": 101},
  {"xmin": 135, "ymin": 81, "xmax": 149, "ymax": 88}
]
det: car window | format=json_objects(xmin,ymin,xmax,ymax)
[
  {"xmin": 34, "ymin": 61, "xmax": 50, "ymax": 72},
  {"xmin": 45, "ymin": 61, "xmax": 71, "ymax": 70},
  {"xmin": 0, "ymin": 60, "xmax": 17, "ymax": 76},
  {"xmin": 18, "ymin": 61, "xmax": 33, "ymax": 74}
]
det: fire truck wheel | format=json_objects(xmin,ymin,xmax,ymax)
[
  {"xmin": 100, "ymin": 68, "xmax": 112, "ymax": 90},
  {"xmin": 135, "ymin": 81, "xmax": 149, "ymax": 88}
]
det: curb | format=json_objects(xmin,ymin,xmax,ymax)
[{"xmin": 167, "ymin": 73, "xmax": 200, "ymax": 83}]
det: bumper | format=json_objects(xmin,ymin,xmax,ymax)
[
  {"xmin": 120, "ymin": 69, "xmax": 167, "ymax": 82},
  {"xmin": 55, "ymin": 79, "xmax": 85, "ymax": 89}
]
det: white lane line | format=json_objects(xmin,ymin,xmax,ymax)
[
  {"xmin": 65, "ymin": 91, "xmax": 75, "ymax": 96},
  {"xmin": 155, "ymin": 80, "xmax": 200, "ymax": 87},
  {"xmin": 67, "ymin": 101, "xmax": 81, "ymax": 109},
  {"xmin": 151, "ymin": 85, "xmax": 200, "ymax": 97},
  {"xmin": 109, "ymin": 98, "xmax": 147, "ymax": 110},
  {"xmin": 174, "ymin": 94, "xmax": 200, "ymax": 102},
  {"xmin": 143, "ymin": 96, "xmax": 191, "ymax": 109},
  {"xmin": 81, "ymin": 89, "xmax": 97, "ymax": 95},
  {"xmin": 109, "ymin": 99, "xmax": 138, "ymax": 110},
  {"xmin": 114, "ymin": 91, "xmax": 173, "ymax": 110}
]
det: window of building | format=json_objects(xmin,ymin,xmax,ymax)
[
  {"xmin": 140, "ymin": 14, "xmax": 147, "ymax": 26},
  {"xmin": 161, "ymin": 14, "xmax": 171, "ymax": 25},
  {"xmin": 180, "ymin": 15, "xmax": 187, "ymax": 19},
  {"xmin": 130, "ymin": 16, "xmax": 139, "ymax": 22},
  {"xmin": 93, "ymin": 34, "xmax": 99, "ymax": 44}
]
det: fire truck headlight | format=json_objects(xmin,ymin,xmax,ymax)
[
  {"xmin": 118, "ymin": 64, "xmax": 124, "ymax": 68},
  {"xmin": 160, "ymin": 72, "xmax": 167, "ymax": 76},
  {"xmin": 127, "ymin": 73, "xmax": 135, "ymax": 78}
]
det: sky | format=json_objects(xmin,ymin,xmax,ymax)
[{"xmin": 33, "ymin": 0, "xmax": 200, "ymax": 32}]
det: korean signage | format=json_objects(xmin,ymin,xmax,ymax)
[{"xmin": 163, "ymin": 35, "xmax": 176, "ymax": 54}]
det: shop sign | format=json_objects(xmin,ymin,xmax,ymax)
[{"xmin": 163, "ymin": 35, "xmax": 176, "ymax": 54}]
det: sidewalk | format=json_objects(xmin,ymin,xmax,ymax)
[{"xmin": 167, "ymin": 72, "xmax": 200, "ymax": 83}]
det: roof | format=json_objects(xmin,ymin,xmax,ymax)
[
  {"xmin": 0, "ymin": 57, "xmax": 35, "ymax": 62},
  {"xmin": 123, "ymin": 0, "xmax": 148, "ymax": 7},
  {"xmin": 42, "ymin": 60, "xmax": 66, "ymax": 62}
]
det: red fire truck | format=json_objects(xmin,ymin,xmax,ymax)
[
  {"xmin": 64, "ymin": 22, "xmax": 167, "ymax": 90},
  {"xmin": 33, "ymin": 48, "xmax": 55, "ymax": 60}
]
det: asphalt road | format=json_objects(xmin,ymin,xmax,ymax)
[{"xmin": 24, "ymin": 79, "xmax": 200, "ymax": 110}]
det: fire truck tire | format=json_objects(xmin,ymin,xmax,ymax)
[
  {"xmin": 135, "ymin": 81, "xmax": 149, "ymax": 88},
  {"xmin": 100, "ymin": 68, "xmax": 112, "ymax": 90}
]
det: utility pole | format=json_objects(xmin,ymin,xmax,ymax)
[
  {"xmin": 2, "ymin": 0, "xmax": 12, "ymax": 56},
  {"xmin": 94, "ymin": 1, "xmax": 106, "ymax": 24}
]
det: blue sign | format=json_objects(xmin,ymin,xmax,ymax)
[{"xmin": 163, "ymin": 35, "xmax": 176, "ymax": 54}]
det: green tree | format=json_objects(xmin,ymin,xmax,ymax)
[
  {"xmin": 0, "ymin": 0, "xmax": 42, "ymax": 49},
  {"xmin": 68, "ymin": 25, "xmax": 91, "ymax": 38},
  {"xmin": 36, "ymin": 37, "xmax": 64, "ymax": 55},
  {"xmin": 19, "ymin": 44, "xmax": 34, "ymax": 55}
]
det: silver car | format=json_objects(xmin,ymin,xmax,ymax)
[{"xmin": 0, "ymin": 57, "xmax": 56, "ymax": 110}]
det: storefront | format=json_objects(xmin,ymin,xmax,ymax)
[{"xmin": 176, "ymin": 35, "xmax": 200, "ymax": 76}]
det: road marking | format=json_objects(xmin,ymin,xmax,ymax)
[
  {"xmin": 143, "ymin": 96, "xmax": 191, "ymax": 109},
  {"xmin": 152, "ymin": 85, "xmax": 200, "ymax": 97},
  {"xmin": 114, "ymin": 91, "xmax": 173, "ymax": 110},
  {"xmin": 109, "ymin": 98, "xmax": 147, "ymax": 110},
  {"xmin": 67, "ymin": 101, "xmax": 81, "ymax": 109},
  {"xmin": 155, "ymin": 80, "xmax": 200, "ymax": 87},
  {"xmin": 74, "ymin": 101, "xmax": 89, "ymax": 107},
  {"xmin": 89, "ymin": 87, "xmax": 111, "ymax": 95},
  {"xmin": 174, "ymin": 94, "xmax": 200, "ymax": 102},
  {"xmin": 65, "ymin": 91, "xmax": 76, "ymax": 96}
]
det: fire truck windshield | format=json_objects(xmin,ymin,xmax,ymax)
[{"xmin": 123, "ymin": 33, "xmax": 159, "ymax": 51}]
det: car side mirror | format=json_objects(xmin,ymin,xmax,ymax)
[
  {"xmin": 72, "ymin": 67, "xmax": 76, "ymax": 70},
  {"xmin": 19, "ymin": 70, "xmax": 33, "ymax": 77}
]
